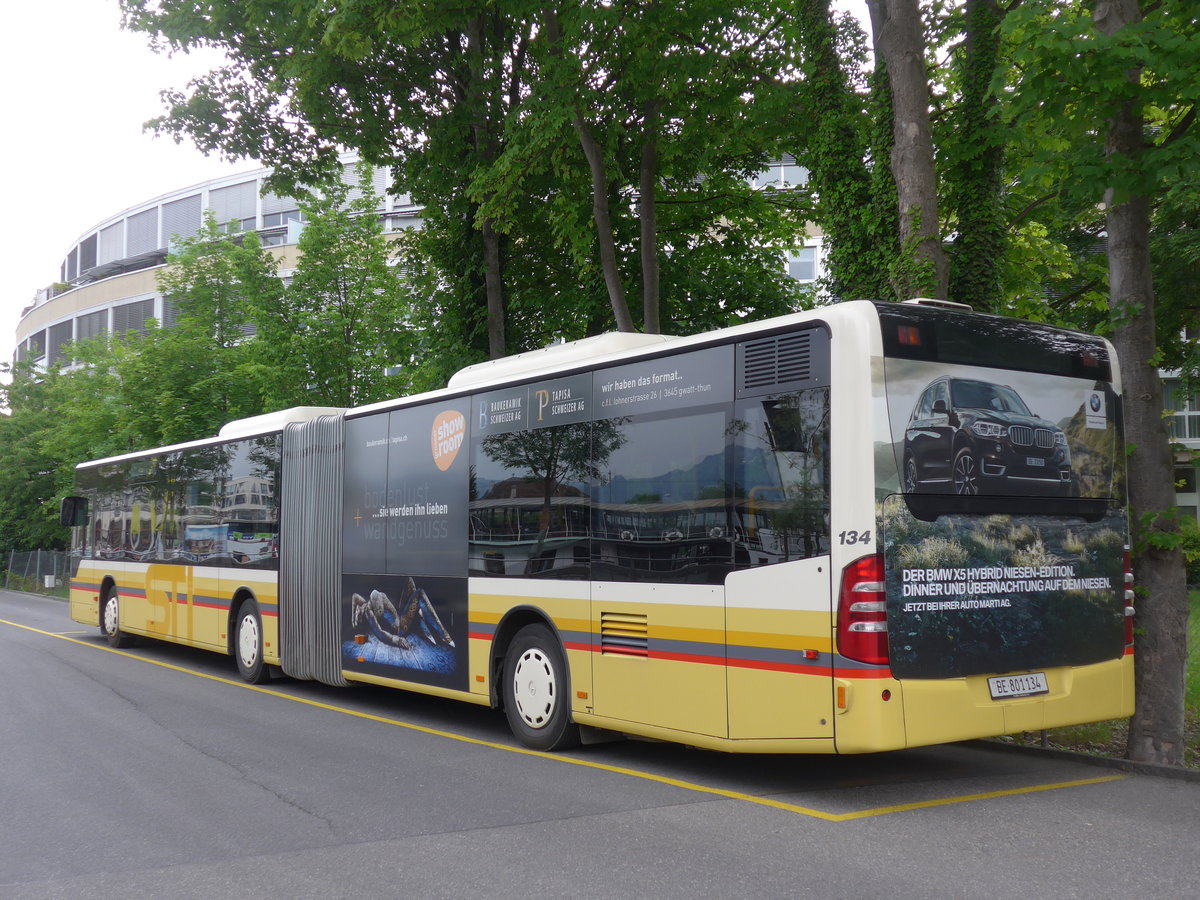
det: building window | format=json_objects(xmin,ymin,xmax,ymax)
[
  {"xmin": 47, "ymin": 321, "xmax": 74, "ymax": 367},
  {"xmin": 27, "ymin": 330, "xmax": 46, "ymax": 361},
  {"xmin": 754, "ymin": 156, "xmax": 810, "ymax": 190},
  {"xmin": 77, "ymin": 310, "xmax": 108, "ymax": 341},
  {"xmin": 787, "ymin": 246, "xmax": 817, "ymax": 282},
  {"xmin": 112, "ymin": 299, "xmax": 155, "ymax": 338},
  {"xmin": 1165, "ymin": 381, "xmax": 1200, "ymax": 441},
  {"xmin": 263, "ymin": 210, "xmax": 302, "ymax": 228},
  {"xmin": 1176, "ymin": 465, "xmax": 1198, "ymax": 494}
]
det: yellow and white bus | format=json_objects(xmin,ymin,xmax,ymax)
[{"xmin": 62, "ymin": 300, "xmax": 1134, "ymax": 753}]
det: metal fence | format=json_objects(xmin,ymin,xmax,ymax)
[{"xmin": 3, "ymin": 550, "xmax": 71, "ymax": 595}]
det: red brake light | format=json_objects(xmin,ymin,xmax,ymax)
[
  {"xmin": 838, "ymin": 554, "xmax": 889, "ymax": 665},
  {"xmin": 1124, "ymin": 550, "xmax": 1135, "ymax": 646}
]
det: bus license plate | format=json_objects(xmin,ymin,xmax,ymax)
[{"xmin": 988, "ymin": 672, "xmax": 1049, "ymax": 700}]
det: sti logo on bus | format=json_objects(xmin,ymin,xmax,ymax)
[{"xmin": 431, "ymin": 410, "xmax": 466, "ymax": 471}]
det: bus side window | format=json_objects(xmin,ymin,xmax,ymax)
[
  {"xmin": 731, "ymin": 388, "xmax": 830, "ymax": 566},
  {"xmin": 592, "ymin": 407, "xmax": 732, "ymax": 585}
]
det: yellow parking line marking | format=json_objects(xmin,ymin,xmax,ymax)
[{"xmin": 3, "ymin": 616, "xmax": 1127, "ymax": 820}]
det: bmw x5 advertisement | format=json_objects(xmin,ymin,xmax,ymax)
[{"xmin": 877, "ymin": 353, "xmax": 1126, "ymax": 679}]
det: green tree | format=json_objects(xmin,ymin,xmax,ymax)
[
  {"xmin": 131, "ymin": 212, "xmax": 277, "ymax": 445},
  {"xmin": 792, "ymin": 0, "xmax": 896, "ymax": 302},
  {"xmin": 248, "ymin": 165, "xmax": 415, "ymax": 407},
  {"xmin": 120, "ymin": 0, "xmax": 538, "ymax": 361},
  {"xmin": 866, "ymin": 0, "xmax": 951, "ymax": 299},
  {"xmin": 1003, "ymin": 0, "xmax": 1198, "ymax": 765},
  {"xmin": 511, "ymin": 2, "xmax": 804, "ymax": 332}
]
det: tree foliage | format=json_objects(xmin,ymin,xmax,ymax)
[{"xmin": 248, "ymin": 165, "xmax": 415, "ymax": 407}]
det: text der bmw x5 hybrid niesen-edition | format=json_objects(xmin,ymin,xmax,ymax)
[{"xmin": 62, "ymin": 300, "xmax": 1134, "ymax": 753}]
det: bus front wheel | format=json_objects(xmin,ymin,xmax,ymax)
[
  {"xmin": 234, "ymin": 599, "xmax": 270, "ymax": 684},
  {"xmin": 101, "ymin": 589, "xmax": 134, "ymax": 649},
  {"xmin": 502, "ymin": 624, "xmax": 580, "ymax": 751}
]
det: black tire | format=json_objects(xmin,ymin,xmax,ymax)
[
  {"xmin": 100, "ymin": 589, "xmax": 135, "ymax": 648},
  {"xmin": 502, "ymin": 624, "xmax": 580, "ymax": 751},
  {"xmin": 952, "ymin": 447, "xmax": 979, "ymax": 496},
  {"xmin": 903, "ymin": 454, "xmax": 920, "ymax": 493},
  {"xmin": 234, "ymin": 599, "xmax": 270, "ymax": 684}
]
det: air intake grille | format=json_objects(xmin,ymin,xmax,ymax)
[
  {"xmin": 736, "ymin": 326, "xmax": 829, "ymax": 397},
  {"xmin": 600, "ymin": 612, "xmax": 649, "ymax": 657}
]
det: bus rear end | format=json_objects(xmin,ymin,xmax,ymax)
[{"xmin": 838, "ymin": 301, "xmax": 1133, "ymax": 752}]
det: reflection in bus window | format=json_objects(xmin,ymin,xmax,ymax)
[
  {"xmin": 731, "ymin": 388, "xmax": 830, "ymax": 565},
  {"xmin": 593, "ymin": 408, "xmax": 732, "ymax": 584},
  {"xmin": 469, "ymin": 422, "xmax": 596, "ymax": 578}
]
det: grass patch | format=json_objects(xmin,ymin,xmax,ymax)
[{"xmin": 1011, "ymin": 589, "xmax": 1200, "ymax": 768}]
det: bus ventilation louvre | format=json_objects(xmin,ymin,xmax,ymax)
[{"xmin": 736, "ymin": 327, "xmax": 830, "ymax": 397}]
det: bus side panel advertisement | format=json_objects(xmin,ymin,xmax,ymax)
[
  {"xmin": 881, "ymin": 497, "xmax": 1126, "ymax": 679},
  {"xmin": 340, "ymin": 572, "xmax": 467, "ymax": 690},
  {"xmin": 341, "ymin": 406, "xmax": 470, "ymax": 690},
  {"xmin": 882, "ymin": 359, "xmax": 1121, "ymax": 502},
  {"xmin": 877, "ymin": 356, "xmax": 1125, "ymax": 680}
]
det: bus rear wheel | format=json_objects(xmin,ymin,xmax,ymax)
[
  {"xmin": 503, "ymin": 624, "xmax": 580, "ymax": 751},
  {"xmin": 101, "ymin": 589, "xmax": 134, "ymax": 648},
  {"xmin": 235, "ymin": 599, "xmax": 270, "ymax": 684}
]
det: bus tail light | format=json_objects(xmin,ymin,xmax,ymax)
[
  {"xmin": 838, "ymin": 554, "xmax": 889, "ymax": 665},
  {"xmin": 1124, "ymin": 550, "xmax": 1135, "ymax": 646}
]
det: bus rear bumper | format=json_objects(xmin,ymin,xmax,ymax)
[{"xmin": 895, "ymin": 655, "xmax": 1134, "ymax": 751}]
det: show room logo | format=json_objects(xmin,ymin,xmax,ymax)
[{"xmin": 431, "ymin": 410, "xmax": 466, "ymax": 471}]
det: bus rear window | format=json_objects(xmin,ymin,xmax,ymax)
[{"xmin": 876, "ymin": 303, "xmax": 1112, "ymax": 381}]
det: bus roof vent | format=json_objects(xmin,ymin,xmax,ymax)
[
  {"xmin": 903, "ymin": 297, "xmax": 973, "ymax": 311},
  {"xmin": 448, "ymin": 332, "xmax": 678, "ymax": 389},
  {"xmin": 737, "ymin": 327, "xmax": 830, "ymax": 398},
  {"xmin": 219, "ymin": 406, "xmax": 345, "ymax": 440}
]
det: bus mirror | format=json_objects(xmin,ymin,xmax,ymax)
[{"xmin": 60, "ymin": 496, "xmax": 89, "ymax": 527}]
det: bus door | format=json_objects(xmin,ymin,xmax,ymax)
[
  {"xmin": 725, "ymin": 381, "xmax": 835, "ymax": 741},
  {"xmin": 588, "ymin": 346, "xmax": 735, "ymax": 737}
]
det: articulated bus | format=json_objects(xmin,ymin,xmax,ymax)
[{"xmin": 62, "ymin": 300, "xmax": 1134, "ymax": 753}]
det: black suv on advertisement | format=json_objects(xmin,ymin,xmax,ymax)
[{"xmin": 902, "ymin": 377, "xmax": 1074, "ymax": 496}]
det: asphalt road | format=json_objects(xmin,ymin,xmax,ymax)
[{"xmin": 2, "ymin": 589, "xmax": 1197, "ymax": 900}]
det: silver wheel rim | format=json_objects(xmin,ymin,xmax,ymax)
[
  {"xmin": 238, "ymin": 614, "xmax": 260, "ymax": 670},
  {"xmin": 954, "ymin": 454, "xmax": 978, "ymax": 495},
  {"xmin": 103, "ymin": 596, "xmax": 119, "ymax": 635},
  {"xmin": 512, "ymin": 647, "xmax": 556, "ymax": 730}
]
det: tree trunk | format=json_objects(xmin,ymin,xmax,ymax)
[
  {"xmin": 640, "ymin": 99, "xmax": 662, "ymax": 334},
  {"xmin": 544, "ymin": 9, "xmax": 636, "ymax": 333},
  {"xmin": 947, "ymin": 0, "xmax": 1005, "ymax": 311},
  {"xmin": 866, "ymin": 0, "xmax": 950, "ymax": 300},
  {"xmin": 574, "ymin": 116, "xmax": 636, "ymax": 333},
  {"xmin": 1095, "ymin": 0, "xmax": 1190, "ymax": 766},
  {"xmin": 482, "ymin": 219, "xmax": 506, "ymax": 358},
  {"xmin": 466, "ymin": 15, "xmax": 507, "ymax": 358}
]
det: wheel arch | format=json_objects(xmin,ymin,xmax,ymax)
[
  {"xmin": 226, "ymin": 586, "xmax": 260, "ymax": 657},
  {"xmin": 489, "ymin": 605, "xmax": 564, "ymax": 709}
]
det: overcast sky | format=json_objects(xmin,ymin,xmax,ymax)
[{"xmin": 1, "ymin": 0, "xmax": 250, "ymax": 364}]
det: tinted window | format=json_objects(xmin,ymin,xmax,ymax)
[
  {"xmin": 731, "ymin": 388, "xmax": 831, "ymax": 565},
  {"xmin": 877, "ymin": 302, "xmax": 1112, "ymax": 381},
  {"xmin": 470, "ymin": 422, "xmax": 593, "ymax": 578},
  {"xmin": 593, "ymin": 407, "xmax": 733, "ymax": 584}
]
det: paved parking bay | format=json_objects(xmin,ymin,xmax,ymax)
[{"xmin": 3, "ymin": 589, "xmax": 1197, "ymax": 899}]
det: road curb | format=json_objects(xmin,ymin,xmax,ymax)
[{"xmin": 970, "ymin": 738, "xmax": 1200, "ymax": 783}]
